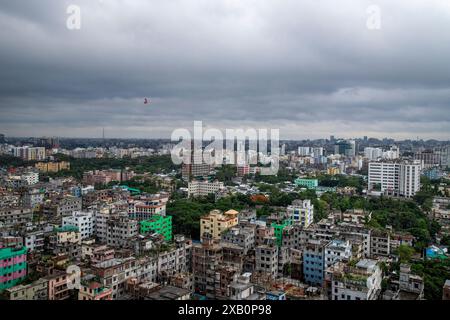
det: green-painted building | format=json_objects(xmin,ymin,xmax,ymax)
[
  {"xmin": 294, "ymin": 178, "xmax": 319, "ymax": 189},
  {"xmin": 0, "ymin": 246, "xmax": 28, "ymax": 291},
  {"xmin": 54, "ymin": 225, "xmax": 79, "ymax": 233},
  {"xmin": 271, "ymin": 219, "xmax": 292, "ymax": 247},
  {"xmin": 140, "ymin": 215, "xmax": 172, "ymax": 241}
]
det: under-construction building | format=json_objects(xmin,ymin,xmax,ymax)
[{"xmin": 192, "ymin": 236, "xmax": 223, "ymax": 299}]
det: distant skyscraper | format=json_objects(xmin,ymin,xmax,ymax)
[
  {"xmin": 334, "ymin": 140, "xmax": 353, "ymax": 156},
  {"xmin": 330, "ymin": 135, "xmax": 335, "ymax": 143},
  {"xmin": 348, "ymin": 140, "xmax": 356, "ymax": 157},
  {"xmin": 0, "ymin": 134, "xmax": 5, "ymax": 144},
  {"xmin": 298, "ymin": 146, "xmax": 311, "ymax": 156},
  {"xmin": 414, "ymin": 150, "xmax": 440, "ymax": 169},
  {"xmin": 181, "ymin": 142, "xmax": 211, "ymax": 181},
  {"xmin": 37, "ymin": 137, "xmax": 59, "ymax": 149},
  {"xmin": 437, "ymin": 146, "xmax": 450, "ymax": 169},
  {"xmin": 312, "ymin": 147, "xmax": 324, "ymax": 158},
  {"xmin": 364, "ymin": 147, "xmax": 383, "ymax": 160}
]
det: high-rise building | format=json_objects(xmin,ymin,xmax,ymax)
[
  {"xmin": 181, "ymin": 146, "xmax": 211, "ymax": 181},
  {"xmin": 414, "ymin": 150, "xmax": 441, "ymax": 169},
  {"xmin": 312, "ymin": 147, "xmax": 324, "ymax": 158},
  {"xmin": 0, "ymin": 134, "xmax": 5, "ymax": 144},
  {"xmin": 334, "ymin": 140, "xmax": 354, "ymax": 157},
  {"xmin": 364, "ymin": 147, "xmax": 383, "ymax": 160},
  {"xmin": 281, "ymin": 144, "xmax": 286, "ymax": 155},
  {"xmin": 368, "ymin": 160, "xmax": 421, "ymax": 197},
  {"xmin": 437, "ymin": 146, "xmax": 450, "ymax": 169},
  {"xmin": 12, "ymin": 146, "xmax": 46, "ymax": 161},
  {"xmin": 384, "ymin": 145, "xmax": 400, "ymax": 160},
  {"xmin": 297, "ymin": 147, "xmax": 312, "ymax": 156}
]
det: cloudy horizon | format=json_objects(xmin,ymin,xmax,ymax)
[{"xmin": 1, "ymin": 0, "xmax": 450, "ymax": 140}]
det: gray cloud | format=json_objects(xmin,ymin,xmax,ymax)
[{"xmin": 0, "ymin": 0, "xmax": 450, "ymax": 140}]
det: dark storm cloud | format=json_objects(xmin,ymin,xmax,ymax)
[{"xmin": 0, "ymin": 0, "xmax": 450, "ymax": 139}]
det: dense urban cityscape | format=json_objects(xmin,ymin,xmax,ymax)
[
  {"xmin": 1, "ymin": 1, "xmax": 450, "ymax": 312},
  {"xmin": 0, "ymin": 133, "xmax": 449, "ymax": 301}
]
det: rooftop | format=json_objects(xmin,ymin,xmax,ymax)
[
  {"xmin": 0, "ymin": 246, "xmax": 27, "ymax": 259},
  {"xmin": 145, "ymin": 285, "xmax": 190, "ymax": 300},
  {"xmin": 356, "ymin": 259, "xmax": 378, "ymax": 271}
]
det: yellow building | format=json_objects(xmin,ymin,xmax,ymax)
[
  {"xmin": 200, "ymin": 209, "xmax": 239, "ymax": 240},
  {"xmin": 35, "ymin": 161, "xmax": 70, "ymax": 173},
  {"xmin": 55, "ymin": 226, "xmax": 81, "ymax": 244},
  {"xmin": 327, "ymin": 167, "xmax": 341, "ymax": 176}
]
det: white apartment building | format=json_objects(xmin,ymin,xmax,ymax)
[
  {"xmin": 287, "ymin": 199, "xmax": 314, "ymax": 228},
  {"xmin": 324, "ymin": 239, "xmax": 353, "ymax": 269},
  {"xmin": 24, "ymin": 231, "xmax": 45, "ymax": 253},
  {"xmin": 12, "ymin": 146, "xmax": 46, "ymax": 161},
  {"xmin": 313, "ymin": 147, "xmax": 324, "ymax": 158},
  {"xmin": 298, "ymin": 147, "xmax": 312, "ymax": 156},
  {"xmin": 330, "ymin": 259, "xmax": 382, "ymax": 300},
  {"xmin": 368, "ymin": 160, "xmax": 421, "ymax": 198},
  {"xmin": 364, "ymin": 147, "xmax": 383, "ymax": 160},
  {"xmin": 383, "ymin": 146, "xmax": 400, "ymax": 160},
  {"xmin": 188, "ymin": 180, "xmax": 224, "ymax": 198},
  {"xmin": 399, "ymin": 162, "xmax": 421, "ymax": 198},
  {"xmin": 62, "ymin": 211, "xmax": 95, "ymax": 240}
]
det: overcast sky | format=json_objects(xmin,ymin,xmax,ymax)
[{"xmin": 0, "ymin": 0, "xmax": 449, "ymax": 140}]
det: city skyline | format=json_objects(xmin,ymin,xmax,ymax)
[
  {"xmin": 1, "ymin": 1, "xmax": 450, "ymax": 140},
  {"xmin": 2, "ymin": 132, "xmax": 450, "ymax": 142}
]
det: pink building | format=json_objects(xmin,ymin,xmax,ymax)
[
  {"xmin": 0, "ymin": 246, "xmax": 27, "ymax": 291},
  {"xmin": 83, "ymin": 169, "xmax": 135, "ymax": 185},
  {"xmin": 45, "ymin": 271, "xmax": 70, "ymax": 300},
  {"xmin": 237, "ymin": 165, "xmax": 250, "ymax": 177}
]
